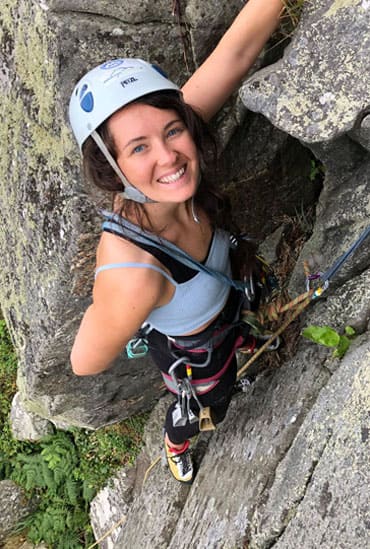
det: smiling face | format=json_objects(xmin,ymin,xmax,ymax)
[{"xmin": 107, "ymin": 102, "xmax": 200, "ymax": 204}]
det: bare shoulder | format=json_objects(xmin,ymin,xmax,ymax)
[
  {"xmin": 70, "ymin": 231, "xmax": 174, "ymax": 375},
  {"xmin": 94, "ymin": 231, "xmax": 174, "ymax": 310}
]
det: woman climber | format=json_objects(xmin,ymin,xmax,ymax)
[{"xmin": 69, "ymin": 0, "xmax": 286, "ymax": 484}]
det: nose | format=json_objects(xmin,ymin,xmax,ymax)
[{"xmin": 156, "ymin": 140, "xmax": 178, "ymax": 166}]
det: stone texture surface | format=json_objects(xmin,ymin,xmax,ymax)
[
  {"xmin": 10, "ymin": 392, "xmax": 55, "ymax": 441},
  {"xmin": 90, "ymin": 467, "xmax": 135, "ymax": 549},
  {"xmin": 289, "ymin": 136, "xmax": 370, "ymax": 295},
  {"xmin": 240, "ymin": 0, "xmax": 370, "ymax": 144},
  {"xmin": 0, "ymin": 480, "xmax": 36, "ymax": 544},
  {"xmin": 253, "ymin": 339, "xmax": 370, "ymax": 549}
]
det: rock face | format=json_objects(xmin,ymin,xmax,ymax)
[
  {"xmin": 240, "ymin": 0, "xmax": 370, "ymax": 292},
  {"xmin": 240, "ymin": 0, "xmax": 370, "ymax": 144},
  {"xmin": 1, "ymin": 0, "xmax": 370, "ymax": 547},
  {"xmin": 0, "ymin": 480, "xmax": 36, "ymax": 544},
  {"xmin": 0, "ymin": 1, "xmax": 315, "ymax": 430},
  {"xmin": 88, "ymin": 1, "xmax": 370, "ymax": 548}
]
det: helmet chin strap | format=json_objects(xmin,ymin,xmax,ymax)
[{"xmin": 91, "ymin": 130, "xmax": 155, "ymax": 204}]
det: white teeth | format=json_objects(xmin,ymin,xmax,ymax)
[{"xmin": 159, "ymin": 166, "xmax": 185, "ymax": 183}]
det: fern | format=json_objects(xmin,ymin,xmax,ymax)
[
  {"xmin": 12, "ymin": 454, "xmax": 46, "ymax": 491},
  {"xmin": 41, "ymin": 458, "xmax": 57, "ymax": 493},
  {"xmin": 82, "ymin": 479, "xmax": 96, "ymax": 504},
  {"xmin": 41, "ymin": 432, "xmax": 78, "ymax": 475},
  {"xmin": 65, "ymin": 478, "xmax": 80, "ymax": 506}
]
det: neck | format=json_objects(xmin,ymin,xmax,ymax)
[{"xmin": 143, "ymin": 199, "xmax": 196, "ymax": 231}]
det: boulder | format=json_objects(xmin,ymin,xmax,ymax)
[
  {"xmin": 10, "ymin": 392, "xmax": 54, "ymax": 441},
  {"xmin": 240, "ymin": 0, "xmax": 370, "ymax": 144},
  {"xmin": 0, "ymin": 480, "xmax": 36, "ymax": 544}
]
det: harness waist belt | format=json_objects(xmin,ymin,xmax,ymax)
[{"xmin": 162, "ymin": 335, "xmax": 244, "ymax": 395}]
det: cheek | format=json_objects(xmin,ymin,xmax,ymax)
[{"xmin": 117, "ymin": 156, "xmax": 147, "ymax": 180}]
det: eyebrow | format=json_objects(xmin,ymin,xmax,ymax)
[{"xmin": 123, "ymin": 118, "xmax": 183, "ymax": 150}]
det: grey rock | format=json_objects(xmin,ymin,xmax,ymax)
[
  {"xmin": 350, "ymin": 112, "xmax": 370, "ymax": 151},
  {"xmin": 240, "ymin": 0, "xmax": 370, "ymax": 143},
  {"xmin": 258, "ymin": 224, "xmax": 285, "ymax": 265},
  {"xmin": 0, "ymin": 480, "xmax": 36, "ymax": 544},
  {"xmin": 222, "ymin": 112, "xmax": 318, "ymax": 238},
  {"xmin": 289, "ymin": 137, "xmax": 370, "ymax": 294},
  {"xmin": 90, "ymin": 467, "xmax": 135, "ymax": 549},
  {"xmin": 10, "ymin": 392, "xmax": 54, "ymax": 441},
  {"xmin": 251, "ymin": 339, "xmax": 370, "ymax": 549}
]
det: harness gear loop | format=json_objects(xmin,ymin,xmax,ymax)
[
  {"xmin": 182, "ymin": 378, "xmax": 216, "ymax": 431},
  {"xmin": 168, "ymin": 359, "xmax": 217, "ymax": 431},
  {"xmin": 126, "ymin": 323, "xmax": 153, "ymax": 358},
  {"xmin": 126, "ymin": 338, "xmax": 149, "ymax": 359}
]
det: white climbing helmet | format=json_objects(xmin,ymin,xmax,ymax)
[{"xmin": 68, "ymin": 58, "xmax": 180, "ymax": 203}]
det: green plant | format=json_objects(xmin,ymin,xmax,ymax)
[
  {"xmin": 12, "ymin": 431, "xmax": 95, "ymax": 547},
  {"xmin": 302, "ymin": 325, "xmax": 356, "ymax": 358},
  {"xmin": 0, "ymin": 319, "xmax": 18, "ymax": 420},
  {"xmin": 309, "ymin": 158, "xmax": 325, "ymax": 182},
  {"xmin": 0, "ymin": 318, "xmax": 147, "ymax": 547}
]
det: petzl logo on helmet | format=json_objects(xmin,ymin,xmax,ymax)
[
  {"xmin": 79, "ymin": 84, "xmax": 94, "ymax": 113},
  {"xmin": 120, "ymin": 77, "xmax": 138, "ymax": 88}
]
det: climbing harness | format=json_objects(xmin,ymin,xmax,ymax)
[
  {"xmin": 105, "ymin": 211, "xmax": 278, "ymax": 431},
  {"xmin": 169, "ymin": 358, "xmax": 216, "ymax": 431},
  {"xmin": 101, "ymin": 210, "xmax": 252, "ymax": 293},
  {"xmin": 117, "ymin": 205, "xmax": 370, "ymax": 430}
]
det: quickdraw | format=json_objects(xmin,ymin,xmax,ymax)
[
  {"xmin": 126, "ymin": 225, "xmax": 370, "ymax": 428},
  {"xmin": 238, "ymin": 224, "xmax": 370, "ymax": 380}
]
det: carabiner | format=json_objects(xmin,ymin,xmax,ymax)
[
  {"xmin": 126, "ymin": 338, "xmax": 149, "ymax": 359},
  {"xmin": 244, "ymin": 272, "xmax": 255, "ymax": 302}
]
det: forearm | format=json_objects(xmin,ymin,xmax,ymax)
[
  {"xmin": 216, "ymin": 0, "xmax": 285, "ymax": 66},
  {"xmin": 182, "ymin": 0, "xmax": 286, "ymax": 120}
]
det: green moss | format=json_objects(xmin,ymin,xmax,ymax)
[
  {"xmin": 0, "ymin": 0, "xmax": 78, "ymax": 329},
  {"xmin": 324, "ymin": 0, "xmax": 361, "ymax": 17},
  {"xmin": 0, "ymin": 0, "xmax": 18, "ymax": 32}
]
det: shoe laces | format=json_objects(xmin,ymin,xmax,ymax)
[{"xmin": 170, "ymin": 449, "xmax": 192, "ymax": 475}]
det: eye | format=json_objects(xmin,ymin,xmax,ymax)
[
  {"xmin": 167, "ymin": 126, "xmax": 183, "ymax": 138},
  {"xmin": 132, "ymin": 144, "xmax": 145, "ymax": 154}
]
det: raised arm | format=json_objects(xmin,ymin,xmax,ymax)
[{"xmin": 181, "ymin": 0, "xmax": 285, "ymax": 121}]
